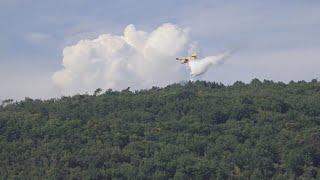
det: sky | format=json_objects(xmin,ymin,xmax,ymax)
[{"xmin": 0, "ymin": 0, "xmax": 320, "ymax": 100}]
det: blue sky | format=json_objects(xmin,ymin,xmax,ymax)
[{"xmin": 1, "ymin": 0, "xmax": 320, "ymax": 100}]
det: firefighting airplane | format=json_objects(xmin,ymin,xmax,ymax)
[{"xmin": 176, "ymin": 52, "xmax": 198, "ymax": 64}]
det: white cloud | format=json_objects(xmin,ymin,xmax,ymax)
[
  {"xmin": 53, "ymin": 23, "xmax": 234, "ymax": 95},
  {"xmin": 53, "ymin": 23, "xmax": 193, "ymax": 95}
]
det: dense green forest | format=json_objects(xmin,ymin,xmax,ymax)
[{"xmin": 1, "ymin": 79, "xmax": 320, "ymax": 179}]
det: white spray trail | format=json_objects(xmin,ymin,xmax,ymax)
[{"xmin": 188, "ymin": 49, "xmax": 235, "ymax": 77}]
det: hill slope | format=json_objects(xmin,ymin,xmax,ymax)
[{"xmin": 1, "ymin": 79, "xmax": 320, "ymax": 179}]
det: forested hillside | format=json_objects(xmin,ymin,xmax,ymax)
[{"xmin": 1, "ymin": 79, "xmax": 320, "ymax": 179}]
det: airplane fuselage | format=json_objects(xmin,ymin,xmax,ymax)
[
  {"xmin": 176, "ymin": 52, "xmax": 197, "ymax": 64},
  {"xmin": 176, "ymin": 56, "xmax": 197, "ymax": 64}
]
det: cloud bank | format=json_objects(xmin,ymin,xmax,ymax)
[{"xmin": 53, "ymin": 23, "xmax": 231, "ymax": 95}]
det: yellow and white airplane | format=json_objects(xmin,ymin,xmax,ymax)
[{"xmin": 176, "ymin": 52, "xmax": 198, "ymax": 64}]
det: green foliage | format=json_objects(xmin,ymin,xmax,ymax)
[{"xmin": 1, "ymin": 80, "xmax": 320, "ymax": 179}]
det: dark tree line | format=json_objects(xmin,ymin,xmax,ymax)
[{"xmin": 1, "ymin": 79, "xmax": 320, "ymax": 179}]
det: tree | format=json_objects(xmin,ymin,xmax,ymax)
[{"xmin": 94, "ymin": 88, "xmax": 103, "ymax": 96}]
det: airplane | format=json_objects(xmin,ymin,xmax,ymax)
[{"xmin": 176, "ymin": 52, "xmax": 198, "ymax": 64}]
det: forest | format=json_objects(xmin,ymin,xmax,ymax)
[{"xmin": 1, "ymin": 79, "xmax": 320, "ymax": 179}]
